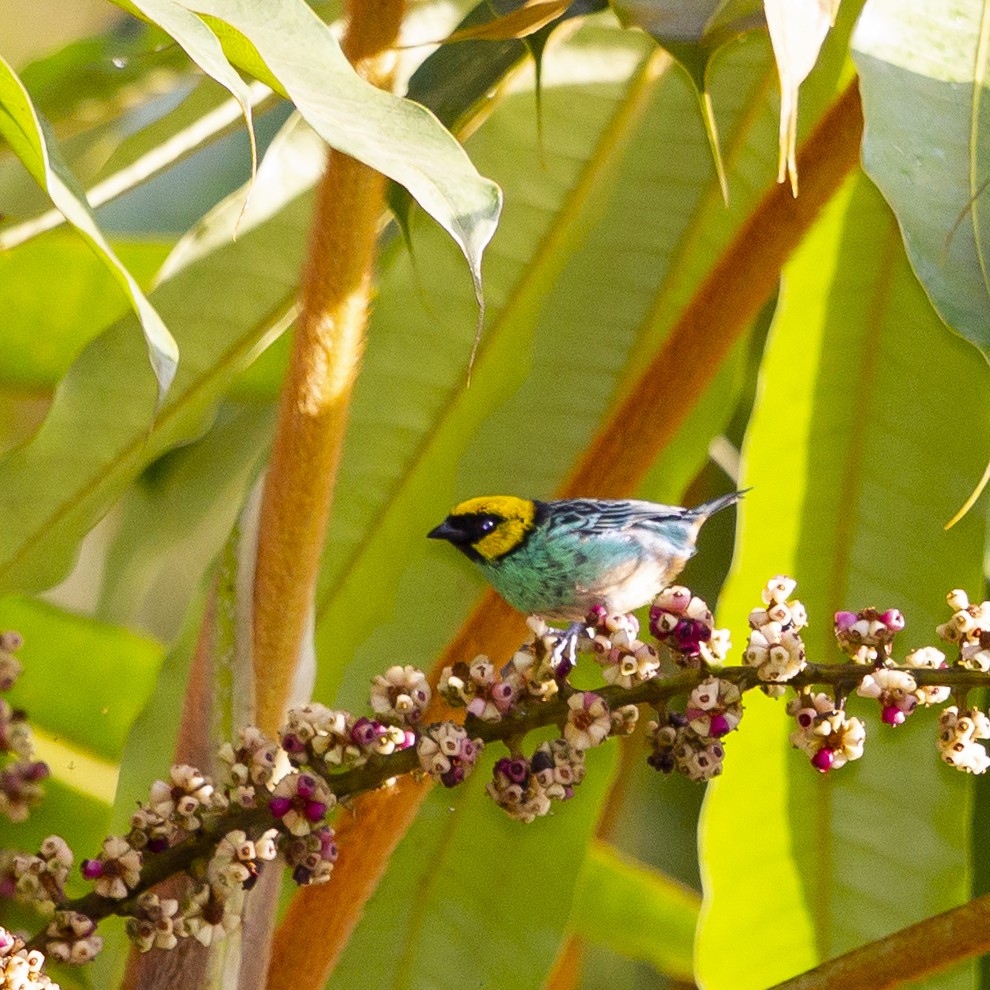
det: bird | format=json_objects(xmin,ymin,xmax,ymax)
[{"xmin": 427, "ymin": 491, "xmax": 745, "ymax": 623}]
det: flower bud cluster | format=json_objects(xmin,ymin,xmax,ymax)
[
  {"xmin": 0, "ymin": 927, "xmax": 57, "ymax": 989},
  {"xmin": 937, "ymin": 707, "xmax": 990, "ymax": 774},
  {"xmin": 649, "ymin": 587, "xmax": 729, "ymax": 667},
  {"xmin": 417, "ymin": 722, "xmax": 483, "ymax": 788},
  {"xmin": 12, "ymin": 836, "xmax": 72, "ymax": 906},
  {"xmin": 279, "ymin": 703, "xmax": 416, "ymax": 772},
  {"xmin": 487, "ymin": 739, "xmax": 586, "ymax": 822},
  {"xmin": 744, "ymin": 576, "xmax": 807, "ymax": 687},
  {"xmin": 834, "ymin": 607, "xmax": 904, "ymax": 664},
  {"xmin": 937, "ymin": 589, "xmax": 990, "ymax": 671},
  {"xmin": 582, "ymin": 610, "xmax": 661, "ymax": 688},
  {"xmin": 788, "ymin": 692, "xmax": 866, "ymax": 772},
  {"xmin": 646, "ymin": 677, "xmax": 742, "ymax": 780},
  {"xmin": 0, "ymin": 631, "xmax": 48, "ymax": 823},
  {"xmin": 647, "ymin": 711, "xmax": 725, "ymax": 781},
  {"xmin": 438, "ymin": 655, "xmax": 521, "ymax": 721}
]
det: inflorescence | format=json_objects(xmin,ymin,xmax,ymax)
[{"xmin": 3, "ymin": 579, "xmax": 990, "ymax": 984}]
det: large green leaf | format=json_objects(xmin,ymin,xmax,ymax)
[
  {"xmin": 0, "ymin": 192, "xmax": 306, "ymax": 596},
  {"xmin": 331, "ymin": 744, "xmax": 618, "ymax": 990},
  {"xmin": 852, "ymin": 0, "xmax": 990, "ymax": 360},
  {"xmin": 571, "ymin": 841, "xmax": 699, "ymax": 980},
  {"xmin": 0, "ymin": 55, "xmax": 179, "ymax": 398},
  {"xmin": 696, "ymin": 173, "xmax": 990, "ymax": 989},
  {"xmin": 0, "ymin": 233, "xmax": 170, "ymax": 390},
  {"xmin": 111, "ymin": 0, "xmax": 502, "ymax": 293}
]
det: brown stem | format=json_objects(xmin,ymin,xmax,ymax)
[
  {"xmin": 250, "ymin": 0, "xmax": 402, "ymax": 736},
  {"xmin": 769, "ymin": 894, "xmax": 990, "ymax": 990}
]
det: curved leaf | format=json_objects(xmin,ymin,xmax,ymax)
[
  {"xmin": 696, "ymin": 172, "xmax": 990, "ymax": 989},
  {"xmin": 852, "ymin": 0, "xmax": 990, "ymax": 361},
  {"xmin": 0, "ymin": 54, "xmax": 179, "ymax": 399},
  {"xmin": 117, "ymin": 0, "xmax": 502, "ymax": 292}
]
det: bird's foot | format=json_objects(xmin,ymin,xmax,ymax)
[{"xmin": 549, "ymin": 621, "xmax": 588, "ymax": 679}]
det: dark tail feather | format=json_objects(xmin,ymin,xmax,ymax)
[{"xmin": 691, "ymin": 488, "xmax": 750, "ymax": 520}]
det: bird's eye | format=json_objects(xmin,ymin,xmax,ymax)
[{"xmin": 479, "ymin": 518, "xmax": 497, "ymax": 534}]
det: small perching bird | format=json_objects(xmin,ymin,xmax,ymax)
[{"xmin": 428, "ymin": 492, "xmax": 745, "ymax": 622}]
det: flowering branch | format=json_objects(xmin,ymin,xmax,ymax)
[{"xmin": 5, "ymin": 577, "xmax": 990, "ymax": 985}]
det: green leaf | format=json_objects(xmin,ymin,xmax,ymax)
[
  {"xmin": 0, "ymin": 597, "xmax": 162, "ymax": 763},
  {"xmin": 114, "ymin": 0, "xmax": 502, "ymax": 297},
  {"xmin": 0, "ymin": 233, "xmax": 170, "ymax": 390},
  {"xmin": 852, "ymin": 0, "xmax": 990, "ymax": 361},
  {"xmin": 97, "ymin": 403, "xmax": 274, "ymax": 640},
  {"xmin": 571, "ymin": 841, "xmax": 699, "ymax": 980},
  {"xmin": 331, "ymin": 744, "xmax": 618, "ymax": 990},
  {"xmin": 0, "ymin": 55, "xmax": 179, "ymax": 400},
  {"xmin": 0, "ymin": 192, "xmax": 305, "ymax": 596},
  {"xmin": 696, "ymin": 172, "xmax": 990, "ymax": 990}
]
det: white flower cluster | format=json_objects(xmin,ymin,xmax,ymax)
[
  {"xmin": 938, "ymin": 590, "xmax": 990, "ymax": 671},
  {"xmin": 937, "ymin": 707, "xmax": 990, "ymax": 774},
  {"xmin": 744, "ymin": 576, "xmax": 808, "ymax": 685},
  {"xmin": 788, "ymin": 692, "xmax": 866, "ymax": 773}
]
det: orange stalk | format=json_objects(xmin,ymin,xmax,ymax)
[{"xmin": 250, "ymin": 0, "xmax": 403, "ymax": 734}]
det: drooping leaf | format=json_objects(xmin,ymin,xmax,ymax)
[
  {"xmin": 852, "ymin": 0, "xmax": 990, "ymax": 363},
  {"xmin": 696, "ymin": 172, "xmax": 989, "ymax": 990},
  {"xmin": 110, "ymin": 0, "xmax": 502, "ymax": 298},
  {"xmin": 764, "ymin": 0, "xmax": 839, "ymax": 194},
  {"xmin": 0, "ymin": 54, "xmax": 179, "ymax": 399}
]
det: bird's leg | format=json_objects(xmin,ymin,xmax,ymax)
[{"xmin": 549, "ymin": 621, "xmax": 587, "ymax": 678}]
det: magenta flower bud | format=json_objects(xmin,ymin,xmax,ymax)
[
  {"xmin": 440, "ymin": 766, "xmax": 465, "ymax": 788},
  {"xmin": 402, "ymin": 730, "xmax": 416, "ymax": 749},
  {"xmin": 296, "ymin": 774, "xmax": 317, "ymax": 799},
  {"xmin": 587, "ymin": 604, "xmax": 607, "ymax": 625},
  {"xmin": 881, "ymin": 609, "xmax": 905, "ymax": 632},
  {"xmin": 23, "ymin": 761, "xmax": 49, "ymax": 782},
  {"xmin": 269, "ymin": 796, "xmax": 292, "ymax": 818},
  {"xmin": 81, "ymin": 859, "xmax": 104, "ymax": 879},
  {"xmin": 834, "ymin": 611, "xmax": 857, "ymax": 633},
  {"xmin": 811, "ymin": 748, "xmax": 835, "ymax": 773},
  {"xmin": 317, "ymin": 829, "xmax": 338, "ymax": 861},
  {"xmin": 281, "ymin": 734, "xmax": 306, "ymax": 754},
  {"xmin": 709, "ymin": 714, "xmax": 732, "ymax": 738},
  {"xmin": 304, "ymin": 800, "xmax": 327, "ymax": 822},
  {"xmin": 351, "ymin": 717, "xmax": 382, "ymax": 747},
  {"xmin": 882, "ymin": 705, "xmax": 906, "ymax": 726}
]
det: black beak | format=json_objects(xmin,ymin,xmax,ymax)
[{"xmin": 427, "ymin": 518, "xmax": 459, "ymax": 542}]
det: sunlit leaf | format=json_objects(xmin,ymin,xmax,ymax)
[
  {"xmin": 696, "ymin": 172, "xmax": 989, "ymax": 990},
  {"xmin": 764, "ymin": 0, "xmax": 838, "ymax": 194},
  {"xmin": 0, "ymin": 55, "xmax": 179, "ymax": 399},
  {"xmin": 112, "ymin": 0, "xmax": 502, "ymax": 298},
  {"xmin": 852, "ymin": 0, "xmax": 990, "ymax": 362}
]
